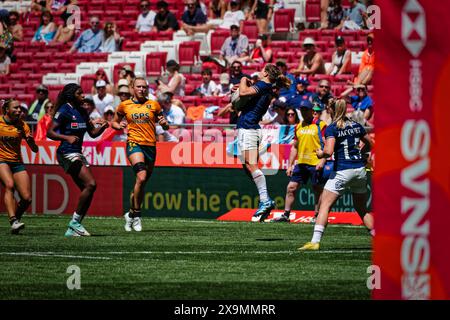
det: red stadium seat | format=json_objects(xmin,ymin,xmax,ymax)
[
  {"xmin": 242, "ymin": 20, "xmax": 258, "ymax": 42},
  {"xmin": 15, "ymin": 52, "xmax": 33, "ymax": 63},
  {"xmin": 40, "ymin": 63, "xmax": 59, "ymax": 73},
  {"xmin": 274, "ymin": 9, "xmax": 295, "ymax": 33},
  {"xmin": 275, "ymin": 51, "xmax": 295, "ymax": 63},
  {"xmin": 9, "ymin": 84, "xmax": 29, "ymax": 95},
  {"xmin": 20, "ymin": 63, "xmax": 39, "ymax": 73},
  {"xmin": 47, "ymin": 85, "xmax": 65, "ymax": 102},
  {"xmin": 146, "ymin": 52, "xmax": 168, "ymax": 77},
  {"xmin": 0, "ymin": 84, "xmax": 11, "ymax": 94},
  {"xmin": 299, "ymin": 29, "xmax": 321, "ymax": 41},
  {"xmin": 33, "ymin": 52, "xmax": 53, "ymax": 64},
  {"xmin": 113, "ymin": 63, "xmax": 136, "ymax": 84},
  {"xmin": 17, "ymin": 94, "xmax": 34, "ymax": 106},
  {"xmin": 59, "ymin": 63, "xmax": 77, "ymax": 73},
  {"xmin": 121, "ymin": 40, "xmax": 141, "ymax": 51},
  {"xmin": 210, "ymin": 30, "xmax": 230, "ymax": 56},
  {"xmin": 155, "ymin": 30, "xmax": 174, "ymax": 41},
  {"xmin": 305, "ymin": 0, "xmax": 321, "ymax": 23},
  {"xmin": 178, "ymin": 41, "xmax": 201, "ymax": 67},
  {"xmin": 80, "ymin": 74, "xmax": 96, "ymax": 94}
]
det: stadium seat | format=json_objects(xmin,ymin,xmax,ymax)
[
  {"xmin": 15, "ymin": 52, "xmax": 33, "ymax": 63},
  {"xmin": 242, "ymin": 20, "xmax": 259, "ymax": 42},
  {"xmin": 210, "ymin": 30, "xmax": 230, "ymax": 56},
  {"xmin": 59, "ymin": 63, "xmax": 77, "ymax": 73},
  {"xmin": 47, "ymin": 85, "xmax": 64, "ymax": 102},
  {"xmin": 178, "ymin": 41, "xmax": 201, "ymax": 67},
  {"xmin": 80, "ymin": 74, "xmax": 96, "ymax": 94},
  {"xmin": 276, "ymin": 51, "xmax": 296, "ymax": 63},
  {"xmin": 146, "ymin": 52, "xmax": 168, "ymax": 77},
  {"xmin": 299, "ymin": 29, "xmax": 321, "ymax": 41},
  {"xmin": 305, "ymin": 0, "xmax": 321, "ymax": 23},
  {"xmin": 0, "ymin": 84, "xmax": 11, "ymax": 94},
  {"xmin": 17, "ymin": 94, "xmax": 34, "ymax": 106},
  {"xmin": 274, "ymin": 9, "xmax": 296, "ymax": 33},
  {"xmin": 20, "ymin": 63, "xmax": 39, "ymax": 73},
  {"xmin": 9, "ymin": 84, "xmax": 29, "ymax": 95},
  {"xmin": 113, "ymin": 62, "xmax": 136, "ymax": 84},
  {"xmin": 122, "ymin": 40, "xmax": 141, "ymax": 52}
]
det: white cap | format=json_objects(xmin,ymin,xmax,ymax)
[
  {"xmin": 104, "ymin": 105, "xmax": 115, "ymax": 113},
  {"xmin": 303, "ymin": 37, "xmax": 316, "ymax": 46},
  {"xmin": 96, "ymin": 80, "xmax": 107, "ymax": 88},
  {"xmin": 117, "ymin": 79, "xmax": 129, "ymax": 87}
]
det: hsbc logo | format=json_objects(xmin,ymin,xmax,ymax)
[{"xmin": 402, "ymin": 0, "xmax": 426, "ymax": 57}]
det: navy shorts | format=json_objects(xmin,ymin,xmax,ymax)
[{"xmin": 290, "ymin": 164, "xmax": 326, "ymax": 186}]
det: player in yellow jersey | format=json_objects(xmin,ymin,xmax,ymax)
[
  {"xmin": 0, "ymin": 99, "xmax": 38, "ymax": 234},
  {"xmin": 271, "ymin": 99, "xmax": 327, "ymax": 222},
  {"xmin": 112, "ymin": 77, "xmax": 169, "ymax": 232}
]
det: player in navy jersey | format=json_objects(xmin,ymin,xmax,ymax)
[
  {"xmin": 299, "ymin": 99, "xmax": 374, "ymax": 250},
  {"xmin": 47, "ymin": 84, "xmax": 109, "ymax": 237},
  {"xmin": 236, "ymin": 63, "xmax": 291, "ymax": 222}
]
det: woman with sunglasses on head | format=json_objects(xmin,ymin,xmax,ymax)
[
  {"xmin": 47, "ymin": 84, "xmax": 109, "ymax": 237},
  {"xmin": 91, "ymin": 68, "xmax": 113, "ymax": 96},
  {"xmin": 235, "ymin": 63, "xmax": 291, "ymax": 222},
  {"xmin": 0, "ymin": 99, "xmax": 39, "ymax": 234},
  {"xmin": 299, "ymin": 98, "xmax": 374, "ymax": 250},
  {"xmin": 339, "ymin": 83, "xmax": 373, "ymax": 127}
]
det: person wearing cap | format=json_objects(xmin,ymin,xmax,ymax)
[
  {"xmin": 135, "ymin": 0, "xmax": 156, "ymax": 33},
  {"xmin": 354, "ymin": 33, "xmax": 374, "ymax": 85},
  {"xmin": 286, "ymin": 76, "xmax": 313, "ymax": 109},
  {"xmin": 340, "ymin": 83, "xmax": 373, "ymax": 126},
  {"xmin": 219, "ymin": 24, "xmax": 249, "ymax": 67},
  {"xmin": 219, "ymin": 0, "xmax": 245, "ymax": 30},
  {"xmin": 238, "ymin": 33, "xmax": 273, "ymax": 64},
  {"xmin": 157, "ymin": 60, "xmax": 186, "ymax": 96},
  {"xmin": 327, "ymin": 36, "xmax": 352, "ymax": 75},
  {"xmin": 181, "ymin": 0, "xmax": 215, "ymax": 35},
  {"xmin": 91, "ymin": 68, "xmax": 113, "ymax": 95},
  {"xmin": 69, "ymin": 15, "xmax": 103, "ymax": 53},
  {"xmin": 152, "ymin": 1, "xmax": 179, "ymax": 32},
  {"xmin": 102, "ymin": 105, "xmax": 115, "ymax": 122},
  {"xmin": 271, "ymin": 99, "xmax": 327, "ymax": 223},
  {"xmin": 249, "ymin": 0, "xmax": 275, "ymax": 34},
  {"xmin": 27, "ymin": 85, "xmax": 50, "ymax": 122},
  {"xmin": 93, "ymin": 80, "xmax": 114, "ymax": 115},
  {"xmin": 291, "ymin": 37, "xmax": 326, "ymax": 76},
  {"xmin": 118, "ymin": 64, "xmax": 136, "ymax": 85},
  {"xmin": 276, "ymin": 60, "xmax": 297, "ymax": 98},
  {"xmin": 214, "ymin": 73, "xmax": 232, "ymax": 96}
]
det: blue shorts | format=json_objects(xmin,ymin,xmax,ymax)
[
  {"xmin": 0, "ymin": 161, "xmax": 26, "ymax": 174},
  {"xmin": 290, "ymin": 164, "xmax": 326, "ymax": 186},
  {"xmin": 126, "ymin": 142, "xmax": 156, "ymax": 163}
]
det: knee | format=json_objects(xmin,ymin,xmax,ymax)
[
  {"xmin": 21, "ymin": 195, "xmax": 32, "ymax": 204},
  {"xmin": 286, "ymin": 184, "xmax": 297, "ymax": 195},
  {"xmin": 3, "ymin": 181, "xmax": 14, "ymax": 192},
  {"xmin": 136, "ymin": 172, "xmax": 148, "ymax": 185},
  {"xmin": 85, "ymin": 180, "xmax": 97, "ymax": 193}
]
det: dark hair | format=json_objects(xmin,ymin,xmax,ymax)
[
  {"xmin": 283, "ymin": 107, "xmax": 300, "ymax": 124},
  {"xmin": 0, "ymin": 9, "xmax": 10, "ymax": 26},
  {"xmin": 156, "ymin": 0, "xmax": 168, "ymax": 9},
  {"xmin": 258, "ymin": 34, "xmax": 268, "ymax": 41},
  {"xmin": 264, "ymin": 64, "xmax": 291, "ymax": 89},
  {"xmin": 40, "ymin": 10, "xmax": 54, "ymax": 25},
  {"xmin": 166, "ymin": 59, "xmax": 180, "ymax": 71},
  {"xmin": 9, "ymin": 11, "xmax": 20, "ymax": 19},
  {"xmin": 201, "ymin": 68, "xmax": 212, "ymax": 76},
  {"xmin": 55, "ymin": 83, "xmax": 82, "ymax": 112},
  {"xmin": 2, "ymin": 99, "xmax": 17, "ymax": 114},
  {"xmin": 230, "ymin": 25, "xmax": 239, "ymax": 31},
  {"xmin": 276, "ymin": 60, "xmax": 287, "ymax": 68}
]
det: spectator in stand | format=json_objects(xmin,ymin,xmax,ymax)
[
  {"xmin": 249, "ymin": 0, "xmax": 274, "ymax": 35},
  {"xmin": 181, "ymin": 0, "xmax": 215, "ymax": 36},
  {"xmin": 238, "ymin": 33, "xmax": 273, "ymax": 64},
  {"xmin": 8, "ymin": 11, "xmax": 23, "ymax": 42},
  {"xmin": 69, "ymin": 16, "xmax": 103, "ymax": 53},
  {"xmin": 93, "ymin": 80, "xmax": 114, "ymax": 116},
  {"xmin": 286, "ymin": 76, "xmax": 313, "ymax": 109},
  {"xmin": 209, "ymin": 0, "xmax": 227, "ymax": 19},
  {"xmin": 261, "ymin": 98, "xmax": 287, "ymax": 125},
  {"xmin": 152, "ymin": 1, "xmax": 179, "ymax": 32},
  {"xmin": 186, "ymin": 0, "xmax": 208, "ymax": 16},
  {"xmin": 158, "ymin": 60, "xmax": 186, "ymax": 96},
  {"xmin": 34, "ymin": 100, "xmax": 55, "ymax": 141},
  {"xmin": 340, "ymin": 83, "xmax": 373, "ymax": 126},
  {"xmin": 291, "ymin": 37, "xmax": 326, "ymax": 76},
  {"xmin": 91, "ymin": 68, "xmax": 114, "ymax": 95},
  {"xmin": 103, "ymin": 105, "xmax": 115, "ymax": 122},
  {"xmin": 19, "ymin": 103, "xmax": 29, "ymax": 121},
  {"xmin": 52, "ymin": 11, "xmax": 75, "ymax": 44},
  {"xmin": 336, "ymin": 0, "xmax": 368, "ymax": 30},
  {"xmin": 118, "ymin": 65, "xmax": 136, "ymax": 88},
  {"xmin": 312, "ymin": 79, "xmax": 333, "ymax": 124},
  {"xmin": 100, "ymin": 22, "xmax": 121, "ymax": 53},
  {"xmin": 327, "ymin": 0, "xmax": 345, "ymax": 29},
  {"xmin": 31, "ymin": 0, "xmax": 50, "ymax": 12},
  {"xmin": 320, "ymin": 0, "xmax": 329, "ymax": 29},
  {"xmin": 327, "ymin": 36, "xmax": 352, "ymax": 75},
  {"xmin": 158, "ymin": 91, "xmax": 185, "ymax": 125},
  {"xmin": 135, "ymin": 0, "xmax": 156, "ymax": 33},
  {"xmin": 82, "ymin": 96, "xmax": 102, "ymax": 121},
  {"xmin": 284, "ymin": 106, "xmax": 300, "ymax": 126},
  {"xmin": 229, "ymin": 60, "xmax": 250, "ymax": 85},
  {"xmin": 0, "ymin": 45, "xmax": 11, "ymax": 75},
  {"xmin": 196, "ymin": 68, "xmax": 217, "ymax": 97},
  {"xmin": 219, "ymin": 0, "xmax": 245, "ymax": 30},
  {"xmin": 0, "ymin": 10, "xmax": 13, "ymax": 54},
  {"xmin": 32, "ymin": 10, "xmax": 57, "ymax": 44},
  {"xmin": 276, "ymin": 60, "xmax": 296, "ymax": 98},
  {"xmin": 113, "ymin": 79, "xmax": 131, "ymax": 107},
  {"xmin": 27, "ymin": 85, "xmax": 50, "ymax": 122},
  {"xmin": 214, "ymin": 73, "xmax": 233, "ymax": 96},
  {"xmin": 218, "ymin": 25, "xmax": 249, "ymax": 67},
  {"xmin": 354, "ymin": 33, "xmax": 374, "ymax": 85}
]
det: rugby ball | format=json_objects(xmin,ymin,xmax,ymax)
[{"xmin": 231, "ymin": 88, "xmax": 251, "ymax": 112}]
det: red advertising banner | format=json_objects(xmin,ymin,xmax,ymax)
[
  {"xmin": 0, "ymin": 166, "xmax": 123, "ymax": 216},
  {"xmin": 374, "ymin": 1, "xmax": 450, "ymax": 299}
]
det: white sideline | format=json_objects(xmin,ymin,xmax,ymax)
[{"xmin": 0, "ymin": 252, "xmax": 111, "ymax": 260}]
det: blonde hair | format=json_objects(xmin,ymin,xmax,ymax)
[
  {"xmin": 331, "ymin": 98, "xmax": 349, "ymax": 129},
  {"xmin": 132, "ymin": 77, "xmax": 148, "ymax": 88},
  {"xmin": 264, "ymin": 63, "xmax": 291, "ymax": 89}
]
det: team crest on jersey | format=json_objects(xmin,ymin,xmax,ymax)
[
  {"xmin": 146, "ymin": 104, "xmax": 152, "ymax": 109},
  {"xmin": 71, "ymin": 122, "xmax": 79, "ymax": 129}
]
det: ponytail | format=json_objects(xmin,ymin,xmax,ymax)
[
  {"xmin": 331, "ymin": 98, "xmax": 349, "ymax": 129},
  {"xmin": 264, "ymin": 63, "xmax": 291, "ymax": 89}
]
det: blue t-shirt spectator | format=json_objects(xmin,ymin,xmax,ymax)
[
  {"xmin": 182, "ymin": 8, "xmax": 207, "ymax": 26},
  {"xmin": 286, "ymin": 90, "xmax": 313, "ymax": 109},
  {"xmin": 312, "ymin": 92, "xmax": 333, "ymax": 110},
  {"xmin": 237, "ymin": 81, "xmax": 273, "ymax": 130},
  {"xmin": 72, "ymin": 29, "xmax": 104, "ymax": 53},
  {"xmin": 345, "ymin": 2, "xmax": 367, "ymax": 28},
  {"xmin": 350, "ymin": 95, "xmax": 373, "ymax": 111}
]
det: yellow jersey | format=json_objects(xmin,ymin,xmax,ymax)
[
  {"xmin": 116, "ymin": 99, "xmax": 162, "ymax": 146},
  {"xmin": 0, "ymin": 116, "xmax": 30, "ymax": 163},
  {"xmin": 294, "ymin": 120, "xmax": 327, "ymax": 166}
]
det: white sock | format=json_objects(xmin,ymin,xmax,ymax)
[
  {"xmin": 251, "ymin": 170, "xmax": 269, "ymax": 202},
  {"xmin": 311, "ymin": 224, "xmax": 325, "ymax": 243},
  {"xmin": 72, "ymin": 212, "xmax": 82, "ymax": 223}
]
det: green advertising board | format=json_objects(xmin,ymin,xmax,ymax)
[{"xmin": 122, "ymin": 167, "xmax": 372, "ymax": 219}]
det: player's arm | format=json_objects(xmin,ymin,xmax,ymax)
[
  {"xmin": 317, "ymin": 137, "xmax": 335, "ymax": 159},
  {"xmin": 87, "ymin": 118, "xmax": 109, "ymax": 138},
  {"xmin": 111, "ymin": 111, "xmax": 126, "ymax": 130},
  {"xmin": 360, "ymin": 133, "xmax": 373, "ymax": 152},
  {"xmin": 25, "ymin": 133, "xmax": 38, "ymax": 153},
  {"xmin": 156, "ymin": 113, "xmax": 169, "ymax": 131},
  {"xmin": 239, "ymin": 76, "xmax": 257, "ymax": 96},
  {"xmin": 46, "ymin": 120, "xmax": 79, "ymax": 145}
]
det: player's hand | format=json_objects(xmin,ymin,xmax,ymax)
[
  {"xmin": 286, "ymin": 165, "xmax": 294, "ymax": 177},
  {"xmin": 316, "ymin": 162, "xmax": 324, "ymax": 171},
  {"xmin": 66, "ymin": 135, "xmax": 79, "ymax": 144},
  {"xmin": 316, "ymin": 149, "xmax": 324, "ymax": 159},
  {"xmin": 25, "ymin": 132, "xmax": 33, "ymax": 140},
  {"xmin": 119, "ymin": 120, "xmax": 127, "ymax": 129},
  {"xmin": 157, "ymin": 115, "xmax": 168, "ymax": 127}
]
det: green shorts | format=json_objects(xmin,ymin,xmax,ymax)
[
  {"xmin": 126, "ymin": 142, "xmax": 157, "ymax": 163},
  {"xmin": 0, "ymin": 161, "xmax": 26, "ymax": 174}
]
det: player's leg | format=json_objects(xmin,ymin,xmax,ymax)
[
  {"xmin": 311, "ymin": 168, "xmax": 326, "ymax": 223},
  {"xmin": 0, "ymin": 163, "xmax": 23, "ymax": 233},
  {"xmin": 131, "ymin": 160, "xmax": 155, "ymax": 232},
  {"xmin": 12, "ymin": 169, "xmax": 32, "ymax": 221},
  {"xmin": 350, "ymin": 167, "xmax": 374, "ymax": 236},
  {"xmin": 126, "ymin": 150, "xmax": 149, "ymax": 231}
]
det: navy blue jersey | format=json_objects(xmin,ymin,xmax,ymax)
[
  {"xmin": 325, "ymin": 120, "xmax": 366, "ymax": 171},
  {"xmin": 236, "ymin": 81, "xmax": 273, "ymax": 129},
  {"xmin": 53, "ymin": 103, "xmax": 90, "ymax": 154}
]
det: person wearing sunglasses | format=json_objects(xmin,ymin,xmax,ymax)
[
  {"xmin": 291, "ymin": 37, "xmax": 326, "ymax": 76},
  {"xmin": 27, "ymin": 84, "xmax": 50, "ymax": 122},
  {"xmin": 354, "ymin": 33, "xmax": 374, "ymax": 85},
  {"xmin": 311, "ymin": 79, "xmax": 334, "ymax": 124},
  {"xmin": 340, "ymin": 83, "xmax": 373, "ymax": 127},
  {"xmin": 135, "ymin": 0, "xmax": 157, "ymax": 33},
  {"xmin": 69, "ymin": 16, "xmax": 103, "ymax": 53}
]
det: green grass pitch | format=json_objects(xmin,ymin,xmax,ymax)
[{"xmin": 0, "ymin": 215, "xmax": 373, "ymax": 300}]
